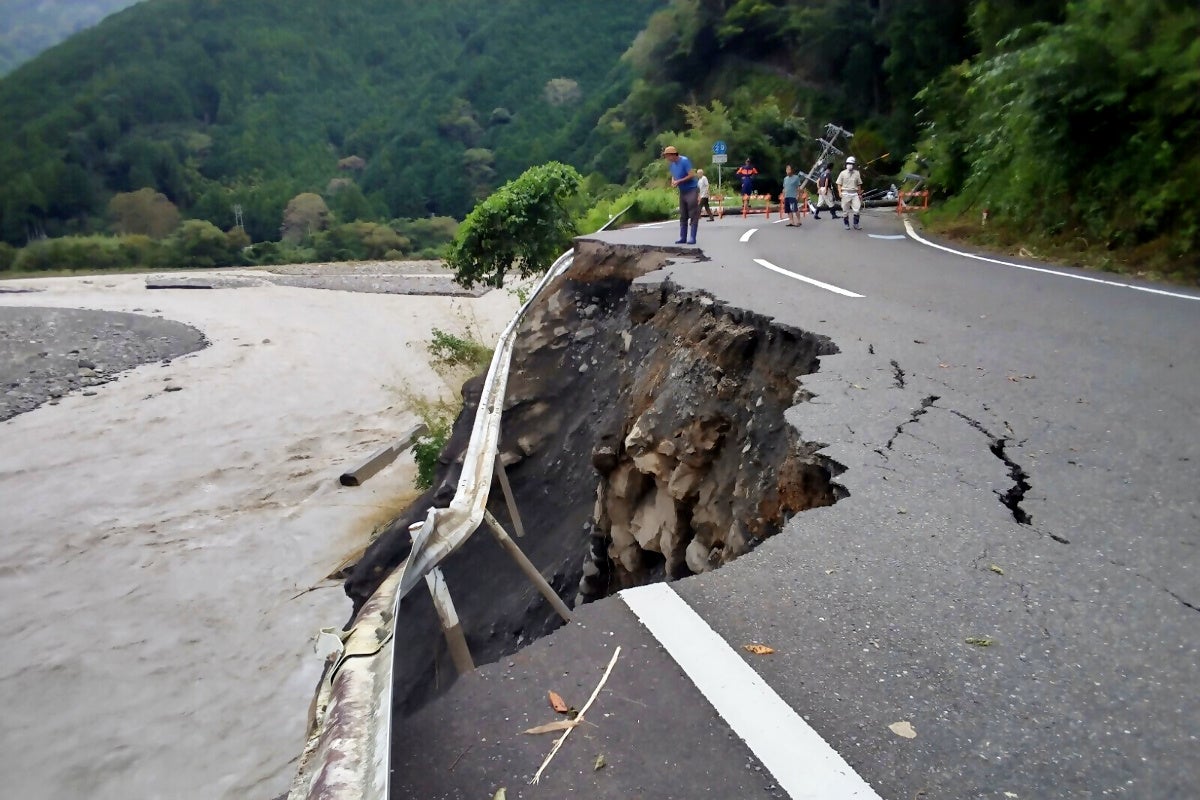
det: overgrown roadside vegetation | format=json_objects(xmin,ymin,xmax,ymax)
[
  {"xmin": 409, "ymin": 323, "xmax": 495, "ymax": 490},
  {"xmin": 917, "ymin": 207, "xmax": 1197, "ymax": 286}
]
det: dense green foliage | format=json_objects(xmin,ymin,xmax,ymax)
[
  {"xmin": 603, "ymin": 0, "xmax": 1196, "ymax": 276},
  {"xmin": 0, "ymin": 0, "xmax": 661, "ymax": 247},
  {"xmin": 916, "ymin": 0, "xmax": 1199, "ymax": 267},
  {"xmin": 446, "ymin": 163, "xmax": 582, "ymax": 288},
  {"xmin": 0, "ymin": 0, "xmax": 141, "ymax": 75}
]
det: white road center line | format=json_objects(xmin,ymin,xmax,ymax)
[
  {"xmin": 903, "ymin": 219, "xmax": 1199, "ymax": 302},
  {"xmin": 753, "ymin": 258, "xmax": 865, "ymax": 298},
  {"xmin": 740, "ymin": 228, "xmax": 758, "ymax": 242},
  {"xmin": 622, "ymin": 583, "xmax": 884, "ymax": 800},
  {"xmin": 867, "ymin": 234, "xmax": 906, "ymax": 240}
]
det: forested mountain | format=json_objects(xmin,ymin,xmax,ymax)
[
  {"xmin": 0, "ymin": 0, "xmax": 663, "ymax": 244},
  {"xmin": 0, "ymin": 0, "xmax": 143, "ymax": 75},
  {"xmin": 0, "ymin": 0, "xmax": 1195, "ymax": 277}
]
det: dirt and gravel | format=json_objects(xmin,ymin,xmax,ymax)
[{"xmin": 0, "ymin": 305, "xmax": 209, "ymax": 421}]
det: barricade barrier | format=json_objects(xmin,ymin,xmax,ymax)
[
  {"xmin": 740, "ymin": 193, "xmax": 773, "ymax": 218},
  {"xmin": 896, "ymin": 190, "xmax": 930, "ymax": 215}
]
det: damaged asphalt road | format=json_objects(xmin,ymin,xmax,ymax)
[{"xmin": 385, "ymin": 213, "xmax": 1198, "ymax": 799}]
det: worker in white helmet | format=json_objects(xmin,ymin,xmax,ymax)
[{"xmin": 836, "ymin": 156, "xmax": 864, "ymax": 230}]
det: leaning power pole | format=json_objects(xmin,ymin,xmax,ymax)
[{"xmin": 800, "ymin": 122, "xmax": 854, "ymax": 193}]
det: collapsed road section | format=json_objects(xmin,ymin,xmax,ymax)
[{"xmin": 339, "ymin": 239, "xmax": 844, "ymax": 724}]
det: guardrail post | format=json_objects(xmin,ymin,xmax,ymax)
[
  {"xmin": 482, "ymin": 510, "xmax": 572, "ymax": 622},
  {"xmin": 425, "ymin": 567, "xmax": 475, "ymax": 675},
  {"xmin": 494, "ymin": 454, "xmax": 526, "ymax": 538}
]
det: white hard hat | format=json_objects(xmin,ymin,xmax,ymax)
[{"xmin": 847, "ymin": 156, "xmax": 857, "ymax": 165}]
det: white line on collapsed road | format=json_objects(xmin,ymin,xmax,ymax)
[
  {"xmin": 740, "ymin": 229, "xmax": 758, "ymax": 242},
  {"xmin": 868, "ymin": 234, "xmax": 906, "ymax": 240},
  {"xmin": 621, "ymin": 583, "xmax": 884, "ymax": 800},
  {"xmin": 903, "ymin": 219, "xmax": 1200, "ymax": 302},
  {"xmin": 753, "ymin": 258, "xmax": 865, "ymax": 298}
]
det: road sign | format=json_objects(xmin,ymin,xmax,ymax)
[
  {"xmin": 712, "ymin": 154, "xmax": 727, "ymax": 164},
  {"xmin": 713, "ymin": 140, "xmax": 727, "ymax": 155}
]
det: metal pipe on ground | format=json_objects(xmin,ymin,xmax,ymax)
[{"xmin": 339, "ymin": 423, "xmax": 428, "ymax": 486}]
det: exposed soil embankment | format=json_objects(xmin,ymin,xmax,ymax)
[{"xmin": 346, "ymin": 239, "xmax": 844, "ymax": 715}]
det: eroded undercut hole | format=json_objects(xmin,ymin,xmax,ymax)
[{"xmin": 574, "ymin": 285, "xmax": 844, "ymax": 603}]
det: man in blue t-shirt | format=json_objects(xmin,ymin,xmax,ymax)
[{"xmin": 663, "ymin": 145, "xmax": 700, "ymax": 245}]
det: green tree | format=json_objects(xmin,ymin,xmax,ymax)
[
  {"xmin": 108, "ymin": 187, "xmax": 181, "ymax": 238},
  {"xmin": 170, "ymin": 219, "xmax": 240, "ymax": 267},
  {"xmin": 446, "ymin": 161, "xmax": 581, "ymax": 288},
  {"xmin": 280, "ymin": 192, "xmax": 330, "ymax": 242}
]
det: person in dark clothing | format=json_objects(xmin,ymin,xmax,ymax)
[{"xmin": 813, "ymin": 163, "xmax": 840, "ymax": 219}]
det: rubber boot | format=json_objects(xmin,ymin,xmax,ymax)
[
  {"xmin": 831, "ymin": 208, "xmax": 840, "ymax": 219},
  {"xmin": 688, "ymin": 221, "xmax": 698, "ymax": 245},
  {"xmin": 852, "ymin": 213, "xmax": 861, "ymax": 230},
  {"xmin": 675, "ymin": 222, "xmax": 687, "ymax": 244}
]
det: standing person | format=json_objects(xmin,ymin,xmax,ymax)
[
  {"xmin": 813, "ymin": 163, "xmax": 840, "ymax": 220},
  {"xmin": 782, "ymin": 164, "xmax": 802, "ymax": 227},
  {"xmin": 836, "ymin": 156, "xmax": 864, "ymax": 230},
  {"xmin": 696, "ymin": 168, "xmax": 715, "ymax": 221},
  {"xmin": 663, "ymin": 145, "xmax": 700, "ymax": 245},
  {"xmin": 736, "ymin": 157, "xmax": 758, "ymax": 215}
]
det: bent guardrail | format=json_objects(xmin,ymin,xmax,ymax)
[{"xmin": 287, "ymin": 205, "xmax": 634, "ymax": 799}]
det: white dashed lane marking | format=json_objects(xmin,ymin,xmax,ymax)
[
  {"xmin": 622, "ymin": 583, "xmax": 884, "ymax": 800},
  {"xmin": 753, "ymin": 258, "xmax": 864, "ymax": 298}
]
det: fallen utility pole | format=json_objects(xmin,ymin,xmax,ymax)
[{"xmin": 339, "ymin": 423, "xmax": 428, "ymax": 486}]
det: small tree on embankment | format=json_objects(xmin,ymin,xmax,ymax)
[{"xmin": 445, "ymin": 162, "xmax": 582, "ymax": 289}]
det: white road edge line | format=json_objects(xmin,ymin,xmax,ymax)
[
  {"xmin": 753, "ymin": 258, "xmax": 864, "ymax": 298},
  {"xmin": 740, "ymin": 228, "xmax": 758, "ymax": 242},
  {"xmin": 621, "ymin": 583, "xmax": 884, "ymax": 800},
  {"xmin": 903, "ymin": 219, "xmax": 1199, "ymax": 302},
  {"xmin": 867, "ymin": 234, "xmax": 906, "ymax": 240}
]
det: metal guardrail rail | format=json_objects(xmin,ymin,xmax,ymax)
[{"xmin": 288, "ymin": 207, "xmax": 631, "ymax": 800}]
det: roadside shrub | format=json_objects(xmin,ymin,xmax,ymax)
[
  {"xmin": 11, "ymin": 235, "xmax": 136, "ymax": 272},
  {"xmin": 577, "ymin": 187, "xmax": 677, "ymax": 233},
  {"xmin": 169, "ymin": 219, "xmax": 242, "ymax": 267},
  {"xmin": 427, "ymin": 327, "xmax": 492, "ymax": 373},
  {"xmin": 312, "ymin": 222, "xmax": 409, "ymax": 261},
  {"xmin": 412, "ymin": 419, "xmax": 450, "ymax": 491},
  {"xmin": 243, "ymin": 240, "xmax": 317, "ymax": 266},
  {"xmin": 0, "ymin": 242, "xmax": 16, "ymax": 271},
  {"xmin": 446, "ymin": 162, "xmax": 581, "ymax": 288},
  {"xmin": 118, "ymin": 234, "xmax": 167, "ymax": 268}
]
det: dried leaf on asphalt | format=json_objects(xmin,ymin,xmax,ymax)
[
  {"xmin": 889, "ymin": 721, "xmax": 917, "ymax": 739},
  {"xmin": 594, "ymin": 753, "xmax": 607, "ymax": 771},
  {"xmin": 524, "ymin": 720, "xmax": 580, "ymax": 735},
  {"xmin": 743, "ymin": 644, "xmax": 775, "ymax": 655},
  {"xmin": 492, "ymin": 790, "xmax": 506, "ymax": 800},
  {"xmin": 965, "ymin": 636, "xmax": 995, "ymax": 647},
  {"xmin": 548, "ymin": 690, "xmax": 569, "ymax": 713},
  {"xmin": 989, "ymin": 564, "xmax": 1005, "ymax": 575}
]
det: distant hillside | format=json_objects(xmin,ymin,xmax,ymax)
[
  {"xmin": 0, "ymin": 0, "xmax": 663, "ymax": 243},
  {"xmin": 0, "ymin": 0, "xmax": 143, "ymax": 75}
]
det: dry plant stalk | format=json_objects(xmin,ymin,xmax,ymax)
[{"xmin": 529, "ymin": 646, "xmax": 622, "ymax": 785}]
